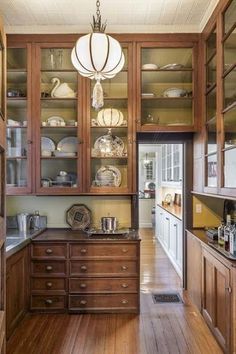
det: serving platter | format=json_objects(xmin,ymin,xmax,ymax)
[
  {"xmin": 66, "ymin": 204, "xmax": 91, "ymax": 230},
  {"xmin": 57, "ymin": 136, "xmax": 77, "ymax": 153},
  {"xmin": 41, "ymin": 137, "xmax": 56, "ymax": 151}
]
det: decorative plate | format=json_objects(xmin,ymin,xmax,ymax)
[
  {"xmin": 41, "ymin": 137, "xmax": 56, "ymax": 151},
  {"xmin": 57, "ymin": 137, "xmax": 78, "ymax": 153},
  {"xmin": 53, "ymin": 150, "xmax": 77, "ymax": 157},
  {"xmin": 94, "ymin": 129, "xmax": 124, "ymax": 157},
  {"xmin": 46, "ymin": 116, "xmax": 65, "ymax": 126},
  {"xmin": 142, "ymin": 63, "xmax": 158, "ymax": 70},
  {"xmin": 160, "ymin": 63, "xmax": 184, "ymax": 70},
  {"xmin": 66, "ymin": 204, "xmax": 91, "ymax": 230},
  {"xmin": 95, "ymin": 165, "xmax": 122, "ymax": 187},
  {"xmin": 97, "ymin": 108, "xmax": 123, "ymax": 127},
  {"xmin": 163, "ymin": 88, "xmax": 187, "ymax": 98}
]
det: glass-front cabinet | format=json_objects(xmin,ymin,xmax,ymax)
[
  {"xmin": 222, "ymin": 0, "xmax": 236, "ymax": 191},
  {"xmin": 86, "ymin": 44, "xmax": 134, "ymax": 193},
  {"xmin": 35, "ymin": 44, "xmax": 82, "ymax": 194},
  {"xmin": 137, "ymin": 43, "xmax": 196, "ymax": 131},
  {"xmin": 205, "ymin": 28, "xmax": 218, "ymax": 190},
  {"xmin": 6, "ymin": 44, "xmax": 32, "ymax": 194}
]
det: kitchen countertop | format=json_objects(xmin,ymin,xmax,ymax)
[
  {"xmin": 187, "ymin": 228, "xmax": 236, "ymax": 263},
  {"xmin": 157, "ymin": 203, "xmax": 182, "ymax": 220},
  {"xmin": 6, "ymin": 228, "xmax": 46, "ymax": 258},
  {"xmin": 33, "ymin": 228, "xmax": 141, "ymax": 242}
]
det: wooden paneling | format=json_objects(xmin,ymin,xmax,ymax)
[{"xmin": 6, "ymin": 247, "xmax": 29, "ymax": 339}]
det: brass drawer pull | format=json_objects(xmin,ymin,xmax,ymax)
[
  {"xmin": 45, "ymin": 299, "xmax": 53, "ymax": 305},
  {"xmin": 46, "ymin": 282, "xmax": 53, "ymax": 288},
  {"xmin": 80, "ymin": 265, "xmax": 87, "ymax": 271},
  {"xmin": 121, "ymin": 283, "xmax": 128, "ymax": 288},
  {"xmin": 80, "ymin": 248, "xmax": 87, "ymax": 254},
  {"xmin": 80, "ymin": 283, "xmax": 87, "ymax": 288},
  {"xmin": 122, "ymin": 248, "xmax": 128, "ymax": 253},
  {"xmin": 121, "ymin": 265, "xmax": 128, "ymax": 271},
  {"xmin": 121, "ymin": 299, "xmax": 128, "ymax": 305},
  {"xmin": 46, "ymin": 266, "xmax": 53, "ymax": 272},
  {"xmin": 80, "ymin": 300, "xmax": 87, "ymax": 305},
  {"xmin": 46, "ymin": 249, "xmax": 53, "ymax": 254}
]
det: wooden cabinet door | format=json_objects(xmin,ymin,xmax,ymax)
[
  {"xmin": 202, "ymin": 248, "xmax": 230, "ymax": 352},
  {"xmin": 187, "ymin": 231, "xmax": 202, "ymax": 311},
  {"xmin": 6, "ymin": 247, "xmax": 29, "ymax": 339}
]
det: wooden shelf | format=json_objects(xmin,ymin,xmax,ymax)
[
  {"xmin": 40, "ymin": 156, "xmax": 77, "ymax": 159},
  {"xmin": 7, "ymin": 156, "xmax": 27, "ymax": 159},
  {"xmin": 222, "ymin": 101, "xmax": 236, "ymax": 114},
  {"xmin": 91, "ymin": 156, "xmax": 128, "ymax": 159}
]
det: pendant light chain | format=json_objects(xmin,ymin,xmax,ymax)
[{"xmin": 96, "ymin": 0, "xmax": 101, "ymax": 19}]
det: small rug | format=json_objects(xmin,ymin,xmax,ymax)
[{"xmin": 152, "ymin": 292, "xmax": 183, "ymax": 304}]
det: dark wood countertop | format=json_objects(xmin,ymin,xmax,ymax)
[
  {"xmin": 187, "ymin": 228, "xmax": 236, "ymax": 265},
  {"xmin": 33, "ymin": 228, "xmax": 141, "ymax": 242},
  {"xmin": 157, "ymin": 204, "xmax": 182, "ymax": 220}
]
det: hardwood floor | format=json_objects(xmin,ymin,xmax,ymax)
[{"xmin": 7, "ymin": 229, "xmax": 222, "ymax": 354}]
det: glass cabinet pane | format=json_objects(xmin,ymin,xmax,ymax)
[
  {"xmin": 206, "ymin": 28, "xmax": 216, "ymax": 60},
  {"xmin": 224, "ymin": 0, "xmax": 236, "ymax": 35},
  {"xmin": 38, "ymin": 46, "xmax": 80, "ymax": 191},
  {"xmin": 206, "ymin": 87, "xmax": 216, "ymax": 121},
  {"xmin": 224, "ymin": 32, "xmax": 236, "ymax": 72},
  {"xmin": 6, "ymin": 47, "xmax": 30, "ymax": 192},
  {"xmin": 141, "ymin": 47, "xmax": 193, "ymax": 127},
  {"xmin": 206, "ymin": 56, "xmax": 216, "ymax": 89},
  {"xmin": 224, "ymin": 147, "xmax": 236, "ymax": 187},
  {"xmin": 224, "ymin": 107, "xmax": 236, "ymax": 148},
  {"xmin": 206, "ymin": 154, "xmax": 217, "ymax": 187},
  {"xmin": 224, "ymin": 69, "xmax": 236, "ymax": 109},
  {"xmin": 206, "ymin": 118, "xmax": 217, "ymax": 154}
]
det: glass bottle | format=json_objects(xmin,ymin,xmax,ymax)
[
  {"xmin": 218, "ymin": 220, "xmax": 225, "ymax": 247},
  {"xmin": 224, "ymin": 214, "xmax": 231, "ymax": 252},
  {"xmin": 229, "ymin": 223, "xmax": 236, "ymax": 256}
]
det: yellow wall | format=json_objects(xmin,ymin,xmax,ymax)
[
  {"xmin": 7, "ymin": 196, "xmax": 131, "ymax": 229},
  {"xmin": 193, "ymin": 195, "xmax": 223, "ymax": 228}
]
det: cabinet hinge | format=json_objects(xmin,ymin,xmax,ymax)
[{"xmin": 225, "ymin": 286, "xmax": 232, "ymax": 293}]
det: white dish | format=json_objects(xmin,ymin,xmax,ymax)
[
  {"xmin": 41, "ymin": 137, "xmax": 56, "ymax": 151},
  {"xmin": 141, "ymin": 93, "xmax": 155, "ymax": 97},
  {"xmin": 47, "ymin": 116, "xmax": 65, "ymax": 126},
  {"xmin": 163, "ymin": 88, "xmax": 187, "ymax": 98},
  {"xmin": 160, "ymin": 63, "xmax": 184, "ymax": 70},
  {"xmin": 95, "ymin": 165, "xmax": 122, "ymax": 187},
  {"xmin": 57, "ymin": 137, "xmax": 77, "ymax": 153},
  {"xmin": 142, "ymin": 63, "xmax": 158, "ymax": 70},
  {"xmin": 97, "ymin": 109, "xmax": 123, "ymax": 127},
  {"xmin": 54, "ymin": 150, "xmax": 77, "ymax": 157},
  {"xmin": 41, "ymin": 150, "xmax": 52, "ymax": 157}
]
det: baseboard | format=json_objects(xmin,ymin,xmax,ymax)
[{"xmin": 139, "ymin": 222, "xmax": 153, "ymax": 228}]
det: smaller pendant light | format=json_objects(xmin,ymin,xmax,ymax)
[
  {"xmin": 143, "ymin": 153, "xmax": 151, "ymax": 168},
  {"xmin": 71, "ymin": 0, "xmax": 125, "ymax": 110}
]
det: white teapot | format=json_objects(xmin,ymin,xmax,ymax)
[{"xmin": 51, "ymin": 77, "xmax": 76, "ymax": 98}]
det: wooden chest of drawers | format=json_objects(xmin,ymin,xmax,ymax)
[{"xmin": 30, "ymin": 235, "xmax": 140, "ymax": 314}]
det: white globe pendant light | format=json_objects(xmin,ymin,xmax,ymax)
[{"xmin": 71, "ymin": 0, "xmax": 125, "ymax": 109}]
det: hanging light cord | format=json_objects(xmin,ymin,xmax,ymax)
[
  {"xmin": 92, "ymin": 0, "xmax": 107, "ymax": 32},
  {"xmin": 96, "ymin": 0, "xmax": 101, "ymax": 20}
]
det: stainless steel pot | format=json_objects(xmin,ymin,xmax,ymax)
[
  {"xmin": 101, "ymin": 217, "xmax": 117, "ymax": 232},
  {"xmin": 17, "ymin": 213, "xmax": 33, "ymax": 232}
]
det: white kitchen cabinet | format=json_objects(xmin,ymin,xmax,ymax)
[
  {"xmin": 161, "ymin": 144, "xmax": 182, "ymax": 187},
  {"xmin": 156, "ymin": 206, "xmax": 183, "ymax": 278}
]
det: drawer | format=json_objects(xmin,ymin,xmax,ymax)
[
  {"xmin": 31, "ymin": 277, "xmax": 67, "ymax": 292},
  {"xmin": 70, "ymin": 243, "xmax": 138, "ymax": 258},
  {"xmin": 70, "ymin": 260, "xmax": 138, "ymax": 276},
  {"xmin": 31, "ymin": 295, "xmax": 66, "ymax": 310},
  {"xmin": 69, "ymin": 278, "xmax": 138, "ymax": 293},
  {"xmin": 31, "ymin": 261, "xmax": 67, "ymax": 276},
  {"xmin": 69, "ymin": 294, "xmax": 138, "ymax": 311},
  {"xmin": 31, "ymin": 243, "xmax": 67, "ymax": 259}
]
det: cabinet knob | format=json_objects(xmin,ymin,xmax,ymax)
[
  {"xmin": 80, "ymin": 300, "xmax": 87, "ymax": 305},
  {"xmin": 80, "ymin": 283, "xmax": 87, "ymax": 288},
  {"xmin": 121, "ymin": 283, "xmax": 128, "ymax": 288},
  {"xmin": 46, "ymin": 266, "xmax": 53, "ymax": 272},
  {"xmin": 45, "ymin": 248, "xmax": 53, "ymax": 254},
  {"xmin": 46, "ymin": 282, "xmax": 53, "ymax": 288},
  {"xmin": 27, "ymin": 139, "xmax": 33, "ymax": 144},
  {"xmin": 80, "ymin": 248, "xmax": 87, "ymax": 254},
  {"xmin": 174, "ymin": 224, "xmax": 177, "ymax": 227},
  {"xmin": 80, "ymin": 265, "xmax": 87, "ymax": 271},
  {"xmin": 225, "ymin": 287, "xmax": 232, "ymax": 293},
  {"xmin": 122, "ymin": 248, "xmax": 128, "ymax": 253},
  {"xmin": 121, "ymin": 299, "xmax": 128, "ymax": 304},
  {"xmin": 166, "ymin": 217, "xmax": 169, "ymax": 220},
  {"xmin": 45, "ymin": 299, "xmax": 53, "ymax": 305},
  {"xmin": 121, "ymin": 265, "xmax": 128, "ymax": 271}
]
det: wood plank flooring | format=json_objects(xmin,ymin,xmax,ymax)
[{"xmin": 7, "ymin": 229, "xmax": 222, "ymax": 354}]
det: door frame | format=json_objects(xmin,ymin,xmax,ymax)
[{"xmin": 136, "ymin": 132, "xmax": 193, "ymax": 288}]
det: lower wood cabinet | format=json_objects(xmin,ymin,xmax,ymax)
[
  {"xmin": 30, "ymin": 238, "xmax": 140, "ymax": 314},
  {"xmin": 186, "ymin": 230, "xmax": 236, "ymax": 354},
  {"xmin": 6, "ymin": 246, "xmax": 29, "ymax": 339},
  {"xmin": 202, "ymin": 247, "xmax": 231, "ymax": 353}
]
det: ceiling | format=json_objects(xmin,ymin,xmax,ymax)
[{"xmin": 0, "ymin": 0, "xmax": 220, "ymax": 34}]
